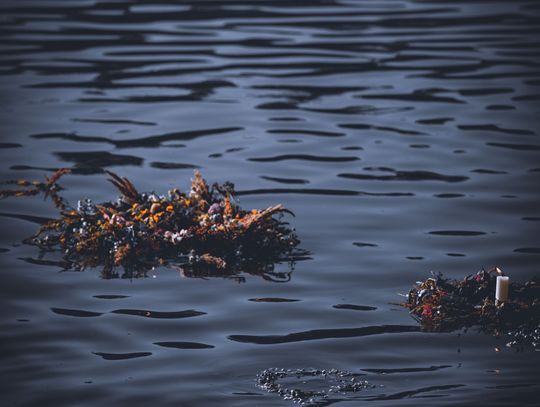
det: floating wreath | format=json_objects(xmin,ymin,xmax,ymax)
[
  {"xmin": 1, "ymin": 169, "xmax": 303, "ymax": 280},
  {"xmin": 402, "ymin": 268, "xmax": 539, "ymax": 349}
]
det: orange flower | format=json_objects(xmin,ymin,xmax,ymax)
[{"xmin": 150, "ymin": 203, "xmax": 161, "ymax": 214}]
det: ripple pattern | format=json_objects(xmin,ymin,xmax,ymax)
[{"xmin": 1, "ymin": 1, "xmax": 539, "ymax": 406}]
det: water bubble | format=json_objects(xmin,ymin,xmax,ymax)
[{"xmin": 256, "ymin": 367, "xmax": 372, "ymax": 405}]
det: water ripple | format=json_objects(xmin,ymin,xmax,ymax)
[
  {"xmin": 31, "ymin": 127, "xmax": 242, "ymax": 149},
  {"xmin": 487, "ymin": 142, "xmax": 540, "ymax": 151},
  {"xmin": 362, "ymin": 384, "xmax": 465, "ymax": 401},
  {"xmin": 1, "ymin": 0, "xmax": 540, "ymax": 405},
  {"xmin": 54, "ymin": 151, "xmax": 144, "ymax": 172},
  {"xmin": 362, "ymin": 365, "xmax": 452, "ymax": 374},
  {"xmin": 51, "ymin": 308, "xmax": 102, "ymax": 318},
  {"xmin": 111, "ymin": 309, "xmax": 206, "ymax": 319},
  {"xmin": 428, "ymin": 230, "xmax": 487, "ymax": 236},
  {"xmin": 228, "ymin": 325, "xmax": 420, "ymax": 345},
  {"xmin": 93, "ymin": 295, "xmax": 130, "ymax": 300},
  {"xmin": 249, "ymin": 154, "xmax": 359, "ymax": 163},
  {"xmin": 260, "ymin": 175, "xmax": 309, "ymax": 185},
  {"xmin": 153, "ymin": 342, "xmax": 214, "ymax": 349},
  {"xmin": 150, "ymin": 162, "xmax": 199, "ymax": 170},
  {"xmin": 513, "ymin": 248, "xmax": 540, "ymax": 254},
  {"xmin": 249, "ymin": 297, "xmax": 301, "ymax": 303},
  {"xmin": 93, "ymin": 352, "xmax": 152, "ymax": 361},
  {"xmin": 333, "ymin": 304, "xmax": 377, "ymax": 311},
  {"xmin": 236, "ymin": 188, "xmax": 414, "ymax": 197},
  {"xmin": 339, "ymin": 170, "xmax": 469, "ymax": 183}
]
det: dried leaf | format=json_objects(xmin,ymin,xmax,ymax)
[{"xmin": 199, "ymin": 253, "xmax": 227, "ymax": 269}]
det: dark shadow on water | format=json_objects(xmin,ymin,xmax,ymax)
[
  {"xmin": 236, "ymin": 188, "xmax": 414, "ymax": 197},
  {"xmin": 361, "ymin": 365, "xmax": 452, "ymax": 374},
  {"xmin": 31, "ymin": 127, "xmax": 242, "ymax": 149},
  {"xmin": 54, "ymin": 151, "xmax": 144, "ymax": 173},
  {"xmin": 361, "ymin": 384, "xmax": 465, "ymax": 401},
  {"xmin": 110, "ymin": 309, "xmax": 206, "ymax": 319},
  {"xmin": 339, "ymin": 170, "xmax": 469, "ymax": 183},
  {"xmin": 93, "ymin": 352, "xmax": 152, "ymax": 361},
  {"xmin": 229, "ymin": 325, "xmax": 421, "ymax": 345},
  {"xmin": 150, "ymin": 162, "xmax": 199, "ymax": 170},
  {"xmin": 51, "ymin": 307, "xmax": 102, "ymax": 317},
  {"xmin": 333, "ymin": 304, "xmax": 377, "ymax": 311},
  {"xmin": 249, "ymin": 297, "xmax": 301, "ymax": 303},
  {"xmin": 428, "ymin": 230, "xmax": 486, "ymax": 236},
  {"xmin": 93, "ymin": 295, "xmax": 130, "ymax": 300},
  {"xmin": 1, "ymin": 0, "xmax": 540, "ymax": 405},
  {"xmin": 153, "ymin": 342, "xmax": 214, "ymax": 349}
]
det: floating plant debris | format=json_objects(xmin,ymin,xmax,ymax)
[
  {"xmin": 0, "ymin": 169, "xmax": 302, "ymax": 280},
  {"xmin": 401, "ymin": 268, "xmax": 539, "ymax": 349},
  {"xmin": 256, "ymin": 368, "xmax": 372, "ymax": 405},
  {"xmin": 0, "ymin": 168, "xmax": 71, "ymax": 210}
]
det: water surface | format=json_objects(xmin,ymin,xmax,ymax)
[{"xmin": 1, "ymin": 0, "xmax": 539, "ymax": 405}]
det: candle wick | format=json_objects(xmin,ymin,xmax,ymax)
[{"xmin": 488, "ymin": 266, "xmax": 504, "ymax": 276}]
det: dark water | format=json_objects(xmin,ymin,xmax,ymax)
[{"xmin": 1, "ymin": 0, "xmax": 540, "ymax": 405}]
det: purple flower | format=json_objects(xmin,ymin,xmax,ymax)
[{"xmin": 208, "ymin": 203, "xmax": 222, "ymax": 214}]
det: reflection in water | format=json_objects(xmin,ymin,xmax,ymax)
[
  {"xmin": 248, "ymin": 297, "xmax": 300, "ymax": 303},
  {"xmin": 428, "ymin": 230, "xmax": 486, "ymax": 236},
  {"xmin": 1, "ymin": 0, "xmax": 540, "ymax": 405},
  {"xmin": 153, "ymin": 342, "xmax": 214, "ymax": 349},
  {"xmin": 229, "ymin": 325, "xmax": 421, "ymax": 345},
  {"xmin": 110, "ymin": 309, "xmax": 206, "ymax": 319},
  {"xmin": 54, "ymin": 151, "xmax": 144, "ymax": 173},
  {"xmin": 177, "ymin": 260, "xmax": 297, "ymax": 283},
  {"xmin": 93, "ymin": 295, "xmax": 130, "ymax": 300},
  {"xmin": 339, "ymin": 170, "xmax": 469, "ymax": 183},
  {"xmin": 93, "ymin": 352, "xmax": 152, "ymax": 361},
  {"xmin": 362, "ymin": 384, "xmax": 466, "ymax": 401},
  {"xmin": 51, "ymin": 307, "xmax": 102, "ymax": 318},
  {"xmin": 31, "ymin": 127, "xmax": 242, "ymax": 149},
  {"xmin": 332, "ymin": 304, "xmax": 377, "ymax": 311},
  {"xmin": 361, "ymin": 365, "xmax": 452, "ymax": 374}
]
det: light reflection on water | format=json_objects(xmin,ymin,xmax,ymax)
[{"xmin": 1, "ymin": 0, "xmax": 539, "ymax": 405}]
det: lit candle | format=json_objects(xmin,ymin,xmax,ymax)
[{"xmin": 495, "ymin": 275, "xmax": 509, "ymax": 303}]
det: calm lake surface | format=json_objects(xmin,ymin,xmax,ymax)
[{"xmin": 1, "ymin": 0, "xmax": 539, "ymax": 405}]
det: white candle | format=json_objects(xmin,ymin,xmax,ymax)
[{"xmin": 495, "ymin": 276, "xmax": 509, "ymax": 303}]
